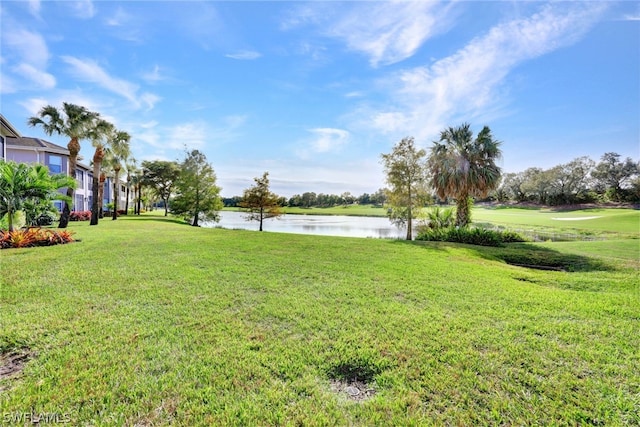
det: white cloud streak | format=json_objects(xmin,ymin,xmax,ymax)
[
  {"xmin": 61, "ymin": 56, "xmax": 160, "ymax": 110},
  {"xmin": 297, "ymin": 128, "xmax": 350, "ymax": 159},
  {"xmin": 284, "ymin": 1, "xmax": 456, "ymax": 67},
  {"xmin": 225, "ymin": 50, "xmax": 262, "ymax": 60},
  {"xmin": 366, "ymin": 2, "xmax": 609, "ymax": 141}
]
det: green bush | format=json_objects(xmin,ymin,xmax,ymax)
[{"xmin": 416, "ymin": 226, "xmax": 527, "ymax": 246}]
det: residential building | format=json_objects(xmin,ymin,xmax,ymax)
[{"xmin": 1, "ymin": 114, "xmax": 130, "ymax": 213}]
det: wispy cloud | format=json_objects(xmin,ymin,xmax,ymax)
[
  {"xmin": 363, "ymin": 2, "xmax": 608, "ymax": 141},
  {"xmin": 141, "ymin": 65, "xmax": 166, "ymax": 83},
  {"xmin": 1, "ymin": 27, "xmax": 56, "ymax": 91},
  {"xmin": 225, "ymin": 50, "xmax": 262, "ymax": 60},
  {"xmin": 297, "ymin": 128, "xmax": 350, "ymax": 159},
  {"xmin": 283, "ymin": 1, "xmax": 456, "ymax": 67},
  {"xmin": 3, "ymin": 28, "xmax": 50, "ymax": 68},
  {"xmin": 27, "ymin": 0, "xmax": 41, "ymax": 17},
  {"xmin": 105, "ymin": 6, "xmax": 129, "ymax": 26},
  {"xmin": 70, "ymin": 0, "xmax": 95, "ymax": 19},
  {"xmin": 61, "ymin": 56, "xmax": 159, "ymax": 110},
  {"xmin": 13, "ymin": 63, "xmax": 55, "ymax": 90}
]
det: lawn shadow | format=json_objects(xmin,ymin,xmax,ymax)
[
  {"xmin": 473, "ymin": 242, "xmax": 616, "ymax": 273},
  {"xmin": 119, "ymin": 215, "xmax": 190, "ymax": 226},
  {"xmin": 390, "ymin": 239, "xmax": 616, "ymax": 272}
]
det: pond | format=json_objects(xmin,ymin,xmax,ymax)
[{"xmin": 204, "ymin": 210, "xmax": 408, "ymax": 239}]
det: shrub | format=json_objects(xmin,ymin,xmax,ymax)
[
  {"xmin": 0, "ymin": 228, "xmax": 75, "ymax": 249},
  {"xmin": 416, "ymin": 226, "xmax": 527, "ymax": 247},
  {"xmin": 70, "ymin": 211, "xmax": 92, "ymax": 221}
]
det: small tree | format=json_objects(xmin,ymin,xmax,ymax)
[
  {"xmin": 141, "ymin": 160, "xmax": 181, "ymax": 216},
  {"xmin": 0, "ymin": 161, "xmax": 75, "ymax": 231},
  {"xmin": 240, "ymin": 172, "xmax": 283, "ymax": 231},
  {"xmin": 381, "ymin": 137, "xmax": 428, "ymax": 240},
  {"xmin": 171, "ymin": 150, "xmax": 222, "ymax": 226},
  {"xmin": 428, "ymin": 123, "xmax": 502, "ymax": 227}
]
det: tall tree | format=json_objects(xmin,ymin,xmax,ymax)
[
  {"xmin": 240, "ymin": 172, "xmax": 283, "ymax": 231},
  {"xmin": 104, "ymin": 130, "xmax": 131, "ymax": 220},
  {"xmin": 591, "ymin": 152, "xmax": 639, "ymax": 201},
  {"xmin": 28, "ymin": 103, "xmax": 100, "ymax": 228},
  {"xmin": 381, "ymin": 137, "xmax": 428, "ymax": 240},
  {"xmin": 88, "ymin": 119, "xmax": 115, "ymax": 225},
  {"xmin": 124, "ymin": 158, "xmax": 137, "ymax": 215},
  {"xmin": 428, "ymin": 123, "xmax": 502, "ymax": 227},
  {"xmin": 141, "ymin": 160, "xmax": 181, "ymax": 216},
  {"xmin": 0, "ymin": 161, "xmax": 75, "ymax": 231},
  {"xmin": 171, "ymin": 150, "xmax": 222, "ymax": 226}
]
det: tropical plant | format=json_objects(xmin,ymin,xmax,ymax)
[
  {"xmin": 141, "ymin": 160, "xmax": 181, "ymax": 217},
  {"xmin": 87, "ymin": 119, "xmax": 115, "ymax": 225},
  {"xmin": 103, "ymin": 129, "xmax": 131, "ymax": 220},
  {"xmin": 381, "ymin": 137, "xmax": 429, "ymax": 240},
  {"xmin": 428, "ymin": 123, "xmax": 502, "ymax": 227},
  {"xmin": 425, "ymin": 206, "xmax": 455, "ymax": 230},
  {"xmin": 0, "ymin": 161, "xmax": 76, "ymax": 231},
  {"xmin": 240, "ymin": 172, "xmax": 283, "ymax": 231},
  {"xmin": 171, "ymin": 150, "xmax": 222, "ymax": 226},
  {"xmin": 124, "ymin": 158, "xmax": 137, "ymax": 215},
  {"xmin": 28, "ymin": 103, "xmax": 100, "ymax": 228}
]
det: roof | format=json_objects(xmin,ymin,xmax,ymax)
[
  {"xmin": 1, "ymin": 114, "xmax": 22, "ymax": 138},
  {"xmin": 5, "ymin": 136, "xmax": 70, "ymax": 154}
]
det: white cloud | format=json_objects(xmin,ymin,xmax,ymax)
[
  {"xmin": 28, "ymin": 0, "xmax": 41, "ymax": 17},
  {"xmin": 140, "ymin": 92, "xmax": 161, "ymax": 111},
  {"xmin": 1, "ymin": 27, "xmax": 55, "ymax": 91},
  {"xmin": 297, "ymin": 128, "xmax": 350, "ymax": 159},
  {"xmin": 284, "ymin": 1, "xmax": 456, "ymax": 67},
  {"xmin": 166, "ymin": 122, "xmax": 208, "ymax": 150},
  {"xmin": 3, "ymin": 28, "xmax": 50, "ymax": 67},
  {"xmin": 70, "ymin": 0, "xmax": 95, "ymax": 19},
  {"xmin": 105, "ymin": 6, "xmax": 129, "ymax": 26},
  {"xmin": 141, "ymin": 65, "xmax": 165, "ymax": 83},
  {"xmin": 225, "ymin": 50, "xmax": 262, "ymax": 60},
  {"xmin": 12, "ymin": 63, "xmax": 56, "ymax": 90},
  {"xmin": 61, "ymin": 56, "xmax": 159, "ymax": 110},
  {"xmin": 365, "ymin": 2, "xmax": 608, "ymax": 141},
  {"xmin": 0, "ymin": 71, "xmax": 17, "ymax": 94}
]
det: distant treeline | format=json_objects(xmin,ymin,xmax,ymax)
[
  {"xmin": 223, "ymin": 152, "xmax": 639, "ymax": 208},
  {"xmin": 223, "ymin": 189, "xmax": 387, "ymax": 208}
]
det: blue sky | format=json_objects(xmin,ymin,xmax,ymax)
[{"xmin": 1, "ymin": 1, "xmax": 638, "ymax": 197}]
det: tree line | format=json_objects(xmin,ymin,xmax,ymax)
[{"xmin": 496, "ymin": 152, "xmax": 639, "ymax": 205}]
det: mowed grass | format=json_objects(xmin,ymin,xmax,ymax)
[
  {"xmin": 1, "ymin": 215, "xmax": 639, "ymax": 425},
  {"xmin": 242, "ymin": 204, "xmax": 640, "ymax": 238}
]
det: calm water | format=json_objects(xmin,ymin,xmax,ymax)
[{"xmin": 204, "ymin": 210, "xmax": 407, "ymax": 239}]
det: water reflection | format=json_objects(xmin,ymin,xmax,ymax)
[{"xmin": 204, "ymin": 211, "xmax": 406, "ymax": 239}]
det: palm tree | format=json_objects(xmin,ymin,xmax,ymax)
[
  {"xmin": 428, "ymin": 123, "xmax": 502, "ymax": 227},
  {"xmin": 28, "ymin": 103, "xmax": 100, "ymax": 228},
  {"xmin": 87, "ymin": 120, "xmax": 114, "ymax": 226},
  {"xmin": 104, "ymin": 130, "xmax": 131, "ymax": 220},
  {"xmin": 0, "ymin": 161, "xmax": 76, "ymax": 231},
  {"xmin": 124, "ymin": 158, "xmax": 137, "ymax": 215}
]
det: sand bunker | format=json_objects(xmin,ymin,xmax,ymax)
[{"xmin": 551, "ymin": 216, "xmax": 602, "ymax": 221}]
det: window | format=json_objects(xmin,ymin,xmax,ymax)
[
  {"xmin": 75, "ymin": 195, "xmax": 84, "ymax": 211},
  {"xmin": 76, "ymin": 170, "xmax": 84, "ymax": 186},
  {"xmin": 53, "ymin": 201, "xmax": 63, "ymax": 212},
  {"xmin": 48, "ymin": 155, "xmax": 63, "ymax": 173}
]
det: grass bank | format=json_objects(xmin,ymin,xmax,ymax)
[{"xmin": 1, "ymin": 215, "xmax": 638, "ymax": 425}]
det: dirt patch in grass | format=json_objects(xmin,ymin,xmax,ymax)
[
  {"xmin": 327, "ymin": 360, "xmax": 382, "ymax": 402},
  {"xmin": 329, "ymin": 379, "xmax": 376, "ymax": 402},
  {"xmin": 0, "ymin": 348, "xmax": 31, "ymax": 391}
]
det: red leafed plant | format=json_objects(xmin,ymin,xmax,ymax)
[{"xmin": 0, "ymin": 228, "xmax": 75, "ymax": 249}]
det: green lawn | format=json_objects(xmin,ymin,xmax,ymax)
[
  {"xmin": 238, "ymin": 204, "xmax": 639, "ymax": 239},
  {"xmin": 1, "ymin": 215, "xmax": 638, "ymax": 425}
]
